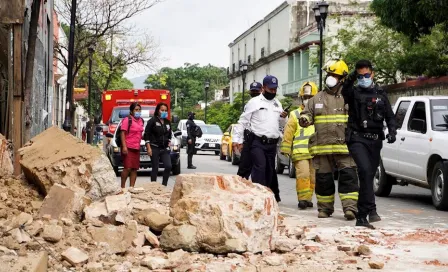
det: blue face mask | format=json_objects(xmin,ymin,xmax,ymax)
[
  {"xmin": 134, "ymin": 112, "xmax": 141, "ymax": 118},
  {"xmin": 160, "ymin": 111, "xmax": 168, "ymax": 119},
  {"xmin": 358, "ymin": 78, "xmax": 373, "ymax": 88}
]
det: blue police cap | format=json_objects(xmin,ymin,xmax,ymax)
[
  {"xmin": 263, "ymin": 75, "xmax": 278, "ymax": 89},
  {"xmin": 249, "ymin": 82, "xmax": 262, "ymax": 91}
]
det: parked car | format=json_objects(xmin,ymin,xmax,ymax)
[
  {"xmin": 177, "ymin": 119, "xmax": 205, "ymax": 148},
  {"xmin": 377, "ymin": 96, "xmax": 448, "ymax": 210},
  {"xmin": 220, "ymin": 124, "xmax": 241, "ymax": 165},
  {"xmin": 106, "ymin": 115, "xmax": 182, "ymax": 176},
  {"xmin": 275, "ymin": 137, "xmax": 295, "ymax": 178},
  {"xmin": 194, "ymin": 124, "xmax": 222, "ymax": 155}
]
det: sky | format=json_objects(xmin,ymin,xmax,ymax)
[{"xmin": 124, "ymin": 0, "xmax": 286, "ymax": 79}]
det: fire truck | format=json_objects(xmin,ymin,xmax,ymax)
[{"xmin": 101, "ymin": 89, "xmax": 171, "ymax": 135}]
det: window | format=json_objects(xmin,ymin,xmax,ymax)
[
  {"xmin": 253, "ymin": 38, "xmax": 256, "ymax": 60},
  {"xmin": 431, "ymin": 99, "xmax": 448, "ymax": 131},
  {"xmin": 268, "ymin": 29, "xmax": 271, "ymax": 54},
  {"xmin": 232, "ymin": 63, "xmax": 235, "ymax": 73},
  {"xmin": 247, "ymin": 55, "xmax": 251, "ymax": 64},
  {"xmin": 408, "ymin": 102, "xmax": 427, "ymax": 133},
  {"xmin": 261, "ymin": 47, "xmax": 265, "ymax": 58},
  {"xmin": 395, "ymin": 101, "xmax": 410, "ymax": 129},
  {"xmin": 238, "ymin": 60, "xmax": 242, "ymax": 70}
]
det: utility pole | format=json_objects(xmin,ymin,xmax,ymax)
[
  {"xmin": 63, "ymin": 0, "xmax": 77, "ymax": 133},
  {"xmin": 12, "ymin": 24, "xmax": 23, "ymax": 176},
  {"xmin": 87, "ymin": 46, "xmax": 94, "ymax": 144}
]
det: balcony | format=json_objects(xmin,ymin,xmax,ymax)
[{"xmin": 281, "ymin": 75, "xmax": 319, "ymax": 96}]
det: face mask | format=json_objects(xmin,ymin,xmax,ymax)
[
  {"xmin": 358, "ymin": 78, "xmax": 373, "ymax": 88},
  {"xmin": 263, "ymin": 91, "xmax": 276, "ymax": 100},
  {"xmin": 160, "ymin": 112, "xmax": 168, "ymax": 119},
  {"xmin": 303, "ymin": 86, "xmax": 312, "ymax": 95},
  {"xmin": 250, "ymin": 92, "xmax": 260, "ymax": 98},
  {"xmin": 325, "ymin": 76, "xmax": 338, "ymax": 88},
  {"xmin": 134, "ymin": 112, "xmax": 141, "ymax": 118}
]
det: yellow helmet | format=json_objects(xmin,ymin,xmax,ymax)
[
  {"xmin": 299, "ymin": 81, "xmax": 318, "ymax": 97},
  {"xmin": 323, "ymin": 59, "xmax": 349, "ymax": 77}
]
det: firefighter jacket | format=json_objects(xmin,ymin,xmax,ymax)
[
  {"xmin": 280, "ymin": 108, "xmax": 315, "ymax": 162},
  {"xmin": 300, "ymin": 87, "xmax": 349, "ymax": 156}
]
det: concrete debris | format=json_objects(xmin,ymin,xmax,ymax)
[
  {"xmin": 2, "ymin": 251, "xmax": 48, "ymax": 272},
  {"xmin": 134, "ymin": 208, "xmax": 172, "ymax": 231},
  {"xmin": 87, "ymin": 220, "xmax": 138, "ymax": 254},
  {"xmin": 38, "ymin": 184, "xmax": 79, "ymax": 221},
  {"xmin": 368, "ymin": 260, "xmax": 385, "ymax": 269},
  {"xmin": 0, "ymin": 134, "xmax": 13, "ymax": 177},
  {"xmin": 161, "ymin": 173, "xmax": 279, "ymax": 253},
  {"xmin": 357, "ymin": 245, "xmax": 371, "ymax": 256},
  {"xmin": 42, "ymin": 224, "xmax": 63, "ymax": 243},
  {"xmin": 86, "ymin": 262, "xmax": 103, "ymax": 272},
  {"xmin": 61, "ymin": 247, "xmax": 89, "ymax": 266},
  {"xmin": 144, "ymin": 229, "xmax": 160, "ymax": 247}
]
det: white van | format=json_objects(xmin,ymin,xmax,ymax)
[{"xmin": 177, "ymin": 119, "xmax": 205, "ymax": 147}]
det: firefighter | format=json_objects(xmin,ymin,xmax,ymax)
[
  {"xmin": 342, "ymin": 59, "xmax": 396, "ymax": 228},
  {"xmin": 299, "ymin": 59, "xmax": 359, "ymax": 220},
  {"xmin": 280, "ymin": 81, "xmax": 317, "ymax": 209}
]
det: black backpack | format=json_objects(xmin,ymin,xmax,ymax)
[
  {"xmin": 193, "ymin": 125, "xmax": 203, "ymax": 138},
  {"xmin": 115, "ymin": 117, "xmax": 144, "ymax": 147}
]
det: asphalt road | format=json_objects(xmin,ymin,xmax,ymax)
[{"xmin": 118, "ymin": 149, "xmax": 448, "ymax": 229}]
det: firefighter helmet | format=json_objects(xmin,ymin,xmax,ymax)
[
  {"xmin": 299, "ymin": 81, "xmax": 318, "ymax": 98},
  {"xmin": 323, "ymin": 59, "xmax": 349, "ymax": 77}
]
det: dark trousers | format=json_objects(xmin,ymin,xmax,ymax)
[
  {"xmin": 150, "ymin": 146, "xmax": 172, "ymax": 186},
  {"xmin": 348, "ymin": 134, "xmax": 382, "ymax": 218},
  {"xmin": 187, "ymin": 138, "xmax": 196, "ymax": 167},
  {"xmin": 250, "ymin": 138, "xmax": 277, "ymax": 188}
]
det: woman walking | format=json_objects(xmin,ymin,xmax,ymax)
[
  {"xmin": 120, "ymin": 102, "xmax": 144, "ymax": 189},
  {"xmin": 144, "ymin": 102, "xmax": 172, "ymax": 186}
]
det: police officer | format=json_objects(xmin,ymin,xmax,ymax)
[
  {"xmin": 300, "ymin": 59, "xmax": 359, "ymax": 220},
  {"xmin": 236, "ymin": 81, "xmax": 281, "ymax": 202},
  {"xmin": 233, "ymin": 75, "xmax": 288, "ymax": 193},
  {"xmin": 342, "ymin": 59, "xmax": 396, "ymax": 229},
  {"xmin": 186, "ymin": 112, "xmax": 198, "ymax": 169}
]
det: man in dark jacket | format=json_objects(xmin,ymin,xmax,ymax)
[
  {"xmin": 186, "ymin": 112, "xmax": 197, "ymax": 169},
  {"xmin": 342, "ymin": 59, "xmax": 397, "ymax": 229}
]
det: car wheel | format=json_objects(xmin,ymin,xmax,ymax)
[
  {"xmin": 226, "ymin": 147, "xmax": 232, "ymax": 162},
  {"xmin": 288, "ymin": 159, "xmax": 296, "ymax": 178},
  {"xmin": 431, "ymin": 161, "xmax": 448, "ymax": 211},
  {"xmin": 172, "ymin": 161, "xmax": 181, "ymax": 175},
  {"xmin": 275, "ymin": 154, "xmax": 285, "ymax": 174},
  {"xmin": 215, "ymin": 151, "xmax": 220, "ymax": 156},
  {"xmin": 113, "ymin": 166, "xmax": 119, "ymax": 177},
  {"xmin": 374, "ymin": 159, "xmax": 394, "ymax": 197}
]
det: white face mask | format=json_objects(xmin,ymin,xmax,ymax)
[{"xmin": 325, "ymin": 76, "xmax": 338, "ymax": 88}]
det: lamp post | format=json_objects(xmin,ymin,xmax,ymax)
[
  {"xmin": 313, "ymin": 1, "xmax": 329, "ymax": 92},
  {"xmin": 87, "ymin": 45, "xmax": 95, "ymax": 144},
  {"xmin": 179, "ymin": 92, "xmax": 185, "ymax": 119},
  {"xmin": 240, "ymin": 62, "xmax": 248, "ymax": 112},
  {"xmin": 62, "ymin": 0, "xmax": 78, "ymax": 132},
  {"xmin": 204, "ymin": 81, "xmax": 210, "ymax": 123}
]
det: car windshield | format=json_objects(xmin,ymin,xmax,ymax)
[
  {"xmin": 110, "ymin": 106, "xmax": 155, "ymax": 123},
  {"xmin": 431, "ymin": 99, "xmax": 448, "ymax": 131},
  {"xmin": 199, "ymin": 125, "xmax": 223, "ymax": 135}
]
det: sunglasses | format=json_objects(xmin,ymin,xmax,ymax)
[{"xmin": 357, "ymin": 73, "xmax": 371, "ymax": 79}]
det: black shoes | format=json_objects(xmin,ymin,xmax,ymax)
[
  {"xmin": 307, "ymin": 201, "xmax": 314, "ymax": 208},
  {"xmin": 275, "ymin": 195, "xmax": 281, "ymax": 203},
  {"xmin": 369, "ymin": 210, "xmax": 382, "ymax": 223},
  {"xmin": 298, "ymin": 201, "xmax": 308, "ymax": 210},
  {"xmin": 187, "ymin": 165, "xmax": 197, "ymax": 169},
  {"xmin": 356, "ymin": 217, "xmax": 375, "ymax": 229}
]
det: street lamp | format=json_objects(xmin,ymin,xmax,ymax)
[
  {"xmin": 204, "ymin": 81, "xmax": 210, "ymax": 123},
  {"xmin": 62, "ymin": 0, "xmax": 78, "ymax": 133},
  {"xmin": 179, "ymin": 92, "xmax": 185, "ymax": 119},
  {"xmin": 240, "ymin": 62, "xmax": 249, "ymax": 112},
  {"xmin": 87, "ymin": 45, "xmax": 95, "ymax": 144},
  {"xmin": 313, "ymin": 1, "xmax": 329, "ymax": 92}
]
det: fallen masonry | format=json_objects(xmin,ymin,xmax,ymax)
[{"xmin": 1, "ymin": 134, "xmax": 448, "ymax": 271}]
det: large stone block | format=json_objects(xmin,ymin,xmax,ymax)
[
  {"xmin": 19, "ymin": 127, "xmax": 120, "ymax": 200},
  {"xmin": 160, "ymin": 173, "xmax": 279, "ymax": 254}
]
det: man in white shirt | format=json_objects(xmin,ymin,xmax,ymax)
[{"xmin": 233, "ymin": 75, "xmax": 288, "ymax": 191}]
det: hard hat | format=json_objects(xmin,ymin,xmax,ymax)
[
  {"xmin": 323, "ymin": 59, "xmax": 349, "ymax": 77},
  {"xmin": 299, "ymin": 81, "xmax": 318, "ymax": 97}
]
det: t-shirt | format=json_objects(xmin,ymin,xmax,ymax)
[{"xmin": 121, "ymin": 116, "xmax": 144, "ymax": 150}]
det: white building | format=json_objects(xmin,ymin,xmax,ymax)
[{"xmin": 228, "ymin": 0, "xmax": 372, "ymax": 102}]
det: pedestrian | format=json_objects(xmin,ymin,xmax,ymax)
[
  {"xmin": 342, "ymin": 59, "xmax": 396, "ymax": 229},
  {"xmin": 299, "ymin": 59, "xmax": 359, "ymax": 220},
  {"xmin": 280, "ymin": 81, "xmax": 317, "ymax": 210},
  {"xmin": 82, "ymin": 126, "xmax": 87, "ymax": 142},
  {"xmin": 144, "ymin": 102, "xmax": 172, "ymax": 186},
  {"xmin": 235, "ymin": 81, "xmax": 281, "ymax": 202},
  {"xmin": 233, "ymin": 75, "xmax": 288, "ymax": 196},
  {"xmin": 186, "ymin": 112, "xmax": 198, "ymax": 169},
  {"xmin": 120, "ymin": 102, "xmax": 144, "ymax": 189}
]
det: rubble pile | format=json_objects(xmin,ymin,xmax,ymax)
[{"xmin": 0, "ymin": 134, "xmax": 13, "ymax": 177}]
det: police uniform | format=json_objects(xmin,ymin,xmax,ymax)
[
  {"xmin": 342, "ymin": 68, "xmax": 396, "ymax": 227},
  {"xmin": 237, "ymin": 82, "xmax": 281, "ymax": 202},
  {"xmin": 300, "ymin": 60, "xmax": 359, "ymax": 220},
  {"xmin": 234, "ymin": 76, "xmax": 286, "ymax": 191},
  {"xmin": 186, "ymin": 112, "xmax": 197, "ymax": 169}
]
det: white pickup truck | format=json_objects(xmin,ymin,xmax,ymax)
[{"xmin": 375, "ymin": 96, "xmax": 448, "ymax": 210}]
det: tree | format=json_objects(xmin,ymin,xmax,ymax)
[{"xmin": 371, "ymin": 0, "xmax": 448, "ymax": 41}]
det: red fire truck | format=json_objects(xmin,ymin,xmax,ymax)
[{"xmin": 101, "ymin": 89, "xmax": 171, "ymax": 135}]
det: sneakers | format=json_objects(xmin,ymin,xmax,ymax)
[
  {"xmin": 187, "ymin": 165, "xmax": 197, "ymax": 169},
  {"xmin": 298, "ymin": 201, "xmax": 308, "ymax": 210},
  {"xmin": 318, "ymin": 211, "xmax": 330, "ymax": 218},
  {"xmin": 356, "ymin": 217, "xmax": 375, "ymax": 229},
  {"xmin": 344, "ymin": 210, "xmax": 356, "ymax": 221},
  {"xmin": 369, "ymin": 210, "xmax": 382, "ymax": 223}
]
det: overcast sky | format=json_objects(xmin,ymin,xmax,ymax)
[{"xmin": 124, "ymin": 0, "xmax": 286, "ymax": 79}]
